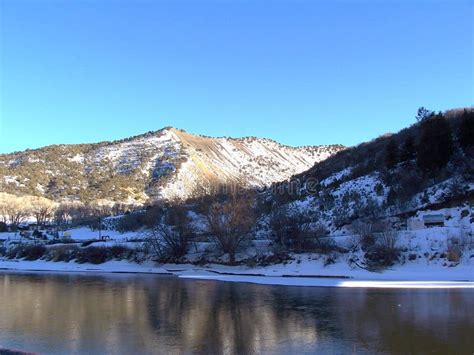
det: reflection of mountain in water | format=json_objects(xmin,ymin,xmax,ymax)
[{"xmin": 0, "ymin": 273, "xmax": 473, "ymax": 354}]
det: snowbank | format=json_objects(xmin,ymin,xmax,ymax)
[
  {"xmin": 0, "ymin": 259, "xmax": 169, "ymax": 275},
  {"xmin": 1, "ymin": 256, "xmax": 472, "ymax": 289}
]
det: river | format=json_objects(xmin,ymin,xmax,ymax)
[{"xmin": 0, "ymin": 272, "xmax": 473, "ymax": 354}]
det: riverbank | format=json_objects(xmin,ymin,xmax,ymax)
[{"xmin": 1, "ymin": 257, "xmax": 472, "ymax": 289}]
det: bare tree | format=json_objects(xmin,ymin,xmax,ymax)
[
  {"xmin": 206, "ymin": 190, "xmax": 256, "ymax": 264},
  {"xmin": 0, "ymin": 193, "xmax": 31, "ymax": 228},
  {"xmin": 54, "ymin": 202, "xmax": 72, "ymax": 226},
  {"xmin": 268, "ymin": 206, "xmax": 291, "ymax": 247},
  {"xmin": 29, "ymin": 196, "xmax": 57, "ymax": 227},
  {"xmin": 378, "ymin": 228, "xmax": 397, "ymax": 250},
  {"xmin": 54, "ymin": 201, "xmax": 85, "ymax": 226},
  {"xmin": 145, "ymin": 205, "xmax": 192, "ymax": 262},
  {"xmin": 350, "ymin": 220, "xmax": 375, "ymax": 249}
]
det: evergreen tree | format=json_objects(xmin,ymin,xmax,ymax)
[
  {"xmin": 399, "ymin": 135, "xmax": 416, "ymax": 161},
  {"xmin": 417, "ymin": 113, "xmax": 454, "ymax": 174},
  {"xmin": 385, "ymin": 139, "xmax": 399, "ymax": 169},
  {"xmin": 459, "ymin": 109, "xmax": 474, "ymax": 150},
  {"xmin": 415, "ymin": 107, "xmax": 434, "ymax": 122}
]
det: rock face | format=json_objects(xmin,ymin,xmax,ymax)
[{"xmin": 0, "ymin": 127, "xmax": 344, "ymax": 203}]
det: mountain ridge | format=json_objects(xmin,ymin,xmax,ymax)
[
  {"xmin": 0, "ymin": 127, "xmax": 344, "ymax": 203},
  {"xmin": 3, "ymin": 126, "xmax": 340, "ymax": 155}
]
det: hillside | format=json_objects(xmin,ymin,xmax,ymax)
[
  {"xmin": 264, "ymin": 108, "xmax": 474, "ymax": 234},
  {"xmin": 0, "ymin": 127, "xmax": 344, "ymax": 203}
]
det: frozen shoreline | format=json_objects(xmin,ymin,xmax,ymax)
[{"xmin": 0, "ymin": 258, "xmax": 473, "ymax": 289}]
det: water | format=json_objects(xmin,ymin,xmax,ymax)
[{"xmin": 0, "ymin": 272, "xmax": 472, "ymax": 354}]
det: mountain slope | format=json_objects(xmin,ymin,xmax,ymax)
[
  {"xmin": 0, "ymin": 127, "xmax": 344, "ymax": 203},
  {"xmin": 265, "ymin": 107, "xmax": 473, "ymax": 233}
]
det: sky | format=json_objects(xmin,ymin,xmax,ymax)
[{"xmin": 0, "ymin": 0, "xmax": 472, "ymax": 153}]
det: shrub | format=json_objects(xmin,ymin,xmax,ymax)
[
  {"xmin": 47, "ymin": 245, "xmax": 79, "ymax": 262},
  {"xmin": 350, "ymin": 221, "xmax": 375, "ymax": 250},
  {"xmin": 0, "ymin": 221, "xmax": 7, "ymax": 233},
  {"xmin": 19, "ymin": 244, "xmax": 47, "ymax": 261},
  {"xmin": 116, "ymin": 206, "xmax": 164, "ymax": 232},
  {"xmin": 374, "ymin": 183, "xmax": 384, "ymax": 196},
  {"xmin": 254, "ymin": 249, "xmax": 292, "ymax": 266},
  {"xmin": 378, "ymin": 229, "xmax": 397, "ymax": 250},
  {"xmin": 447, "ymin": 248, "xmax": 461, "ymax": 262},
  {"xmin": 364, "ymin": 246, "xmax": 399, "ymax": 269},
  {"xmin": 310, "ymin": 225, "xmax": 341, "ymax": 254},
  {"xmin": 47, "ymin": 238, "xmax": 76, "ymax": 245},
  {"xmin": 144, "ymin": 205, "xmax": 193, "ymax": 263},
  {"xmin": 324, "ymin": 254, "xmax": 337, "ymax": 266},
  {"xmin": 269, "ymin": 208, "xmax": 324, "ymax": 252},
  {"xmin": 76, "ymin": 247, "xmax": 109, "ymax": 264},
  {"xmin": 116, "ymin": 212, "xmax": 146, "ymax": 232},
  {"xmin": 109, "ymin": 245, "xmax": 133, "ymax": 260},
  {"xmin": 5, "ymin": 245, "xmax": 22, "ymax": 259}
]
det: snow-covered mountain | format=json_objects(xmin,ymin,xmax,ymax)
[
  {"xmin": 0, "ymin": 127, "xmax": 344, "ymax": 203},
  {"xmin": 265, "ymin": 107, "xmax": 473, "ymax": 235}
]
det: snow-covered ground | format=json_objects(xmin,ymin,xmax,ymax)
[
  {"xmin": 0, "ymin": 255, "xmax": 472, "ymax": 289},
  {"xmin": 0, "ymin": 259, "xmax": 169, "ymax": 274},
  {"xmin": 0, "ymin": 227, "xmax": 143, "ymax": 242}
]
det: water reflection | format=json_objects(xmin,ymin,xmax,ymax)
[{"xmin": 0, "ymin": 273, "xmax": 473, "ymax": 354}]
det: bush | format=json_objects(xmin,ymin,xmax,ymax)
[
  {"xmin": 374, "ymin": 183, "xmax": 384, "ymax": 196},
  {"xmin": 47, "ymin": 245, "xmax": 79, "ymax": 262},
  {"xmin": 447, "ymin": 248, "xmax": 461, "ymax": 262},
  {"xmin": 250, "ymin": 249, "xmax": 293, "ymax": 267},
  {"xmin": 4, "ymin": 243, "xmax": 137, "ymax": 264},
  {"xmin": 109, "ymin": 245, "xmax": 133, "ymax": 260},
  {"xmin": 143, "ymin": 205, "xmax": 194, "ymax": 263},
  {"xmin": 5, "ymin": 245, "xmax": 22, "ymax": 259},
  {"xmin": 364, "ymin": 246, "xmax": 399, "ymax": 269},
  {"xmin": 270, "ymin": 208, "xmax": 339, "ymax": 253},
  {"xmin": 116, "ymin": 206, "xmax": 164, "ymax": 232},
  {"xmin": 350, "ymin": 221, "xmax": 375, "ymax": 250},
  {"xmin": 16, "ymin": 244, "xmax": 47, "ymax": 261},
  {"xmin": 32, "ymin": 230, "xmax": 46, "ymax": 240},
  {"xmin": 46, "ymin": 237, "xmax": 77, "ymax": 245},
  {"xmin": 0, "ymin": 221, "xmax": 8, "ymax": 233},
  {"xmin": 76, "ymin": 247, "xmax": 109, "ymax": 264},
  {"xmin": 378, "ymin": 229, "xmax": 397, "ymax": 250},
  {"xmin": 116, "ymin": 212, "xmax": 146, "ymax": 232}
]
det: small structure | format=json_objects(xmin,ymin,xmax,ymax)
[{"xmin": 423, "ymin": 214, "xmax": 445, "ymax": 228}]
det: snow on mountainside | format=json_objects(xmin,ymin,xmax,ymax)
[
  {"xmin": 264, "ymin": 108, "xmax": 473, "ymax": 237},
  {"xmin": 0, "ymin": 127, "xmax": 344, "ymax": 203}
]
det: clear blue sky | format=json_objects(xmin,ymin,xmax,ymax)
[{"xmin": 0, "ymin": 0, "xmax": 472, "ymax": 153}]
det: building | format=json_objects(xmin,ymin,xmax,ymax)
[{"xmin": 422, "ymin": 214, "xmax": 445, "ymax": 228}]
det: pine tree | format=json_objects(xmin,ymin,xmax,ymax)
[
  {"xmin": 399, "ymin": 135, "xmax": 416, "ymax": 161},
  {"xmin": 415, "ymin": 107, "xmax": 434, "ymax": 122},
  {"xmin": 459, "ymin": 109, "xmax": 474, "ymax": 150},
  {"xmin": 417, "ymin": 113, "xmax": 454, "ymax": 174},
  {"xmin": 385, "ymin": 139, "xmax": 399, "ymax": 169}
]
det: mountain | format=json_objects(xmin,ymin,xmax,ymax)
[{"xmin": 0, "ymin": 127, "xmax": 344, "ymax": 203}]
